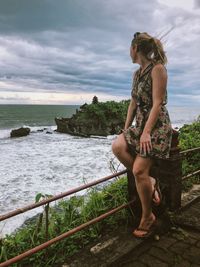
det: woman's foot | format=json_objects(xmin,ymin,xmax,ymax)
[
  {"xmin": 150, "ymin": 176, "xmax": 161, "ymax": 206},
  {"xmin": 133, "ymin": 212, "xmax": 157, "ymax": 239}
]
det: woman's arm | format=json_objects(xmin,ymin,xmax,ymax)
[
  {"xmin": 124, "ymin": 97, "xmax": 137, "ymax": 130},
  {"xmin": 139, "ymin": 64, "xmax": 167, "ymax": 154},
  {"xmin": 143, "ymin": 64, "xmax": 167, "ymax": 134}
]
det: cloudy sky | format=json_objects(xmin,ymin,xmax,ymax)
[{"xmin": 0, "ymin": 0, "xmax": 199, "ymax": 106}]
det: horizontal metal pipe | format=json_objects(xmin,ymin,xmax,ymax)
[
  {"xmin": 0, "ymin": 169, "xmax": 127, "ymax": 222},
  {"xmin": 0, "ymin": 200, "xmax": 135, "ymax": 267},
  {"xmin": 1, "ymin": 146, "xmax": 199, "ymax": 223},
  {"xmin": 179, "ymin": 195, "xmax": 200, "ymax": 212},
  {"xmin": 180, "ymin": 147, "xmax": 200, "ymax": 155},
  {"xmin": 182, "ymin": 169, "xmax": 200, "ymax": 181}
]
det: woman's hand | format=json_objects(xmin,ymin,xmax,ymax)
[{"xmin": 140, "ymin": 131, "xmax": 153, "ymax": 155}]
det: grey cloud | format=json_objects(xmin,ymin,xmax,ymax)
[
  {"xmin": 0, "ymin": 0, "xmax": 158, "ymax": 34},
  {"xmin": 194, "ymin": 0, "xmax": 200, "ymax": 8},
  {"xmin": 0, "ymin": 0, "xmax": 199, "ymax": 105}
]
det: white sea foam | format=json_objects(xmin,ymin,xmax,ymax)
[{"xmin": 0, "ymin": 130, "xmax": 119, "ymax": 237}]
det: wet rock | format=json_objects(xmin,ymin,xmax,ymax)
[
  {"xmin": 10, "ymin": 127, "xmax": 30, "ymax": 138},
  {"xmin": 55, "ymin": 116, "xmax": 122, "ymax": 137}
]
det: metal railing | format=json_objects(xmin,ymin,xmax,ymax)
[
  {"xmin": 180, "ymin": 147, "xmax": 200, "ymax": 181},
  {"xmin": 0, "ymin": 170, "xmax": 127, "ymax": 222},
  {"xmin": 179, "ymin": 146, "xmax": 200, "ymax": 211},
  {"xmin": 0, "ymin": 146, "xmax": 200, "ymax": 266},
  {"xmin": 0, "ymin": 169, "xmax": 131, "ymax": 267}
]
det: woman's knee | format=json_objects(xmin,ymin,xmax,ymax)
[
  {"xmin": 112, "ymin": 134, "xmax": 127, "ymax": 156},
  {"xmin": 132, "ymin": 165, "xmax": 145, "ymax": 178},
  {"xmin": 132, "ymin": 159, "xmax": 146, "ymax": 178},
  {"xmin": 112, "ymin": 138, "xmax": 121, "ymax": 156},
  {"xmin": 132, "ymin": 157, "xmax": 152, "ymax": 179}
]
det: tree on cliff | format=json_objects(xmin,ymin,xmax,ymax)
[{"xmin": 92, "ymin": 95, "xmax": 99, "ymax": 104}]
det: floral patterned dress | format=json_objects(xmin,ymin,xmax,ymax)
[{"xmin": 123, "ymin": 62, "xmax": 173, "ymax": 159}]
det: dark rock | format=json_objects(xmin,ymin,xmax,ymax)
[
  {"xmin": 55, "ymin": 99, "xmax": 129, "ymax": 137},
  {"xmin": 55, "ymin": 117, "xmax": 122, "ymax": 137},
  {"xmin": 10, "ymin": 127, "xmax": 30, "ymax": 138}
]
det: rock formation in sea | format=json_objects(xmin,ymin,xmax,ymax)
[
  {"xmin": 55, "ymin": 97, "xmax": 130, "ymax": 137},
  {"xmin": 10, "ymin": 127, "xmax": 31, "ymax": 138}
]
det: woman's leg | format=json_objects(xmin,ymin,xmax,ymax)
[
  {"xmin": 112, "ymin": 133, "xmax": 136, "ymax": 170},
  {"xmin": 132, "ymin": 155, "xmax": 155, "ymax": 235},
  {"xmin": 112, "ymin": 134, "xmax": 159, "ymax": 200}
]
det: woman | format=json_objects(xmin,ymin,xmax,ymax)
[{"xmin": 112, "ymin": 32, "xmax": 173, "ymax": 238}]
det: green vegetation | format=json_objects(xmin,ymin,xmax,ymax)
[
  {"xmin": 0, "ymin": 177, "xmax": 131, "ymax": 266},
  {"xmin": 75, "ymin": 99, "xmax": 130, "ymax": 130},
  {"xmin": 0, "ymin": 112, "xmax": 200, "ymax": 266},
  {"xmin": 179, "ymin": 115, "xmax": 200, "ymax": 149},
  {"xmin": 179, "ymin": 115, "xmax": 200, "ymax": 191}
]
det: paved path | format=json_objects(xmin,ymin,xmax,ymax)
[
  {"xmin": 63, "ymin": 191, "xmax": 200, "ymax": 267},
  {"xmin": 109, "ymin": 195, "xmax": 200, "ymax": 267}
]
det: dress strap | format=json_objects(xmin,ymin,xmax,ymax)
[{"xmin": 137, "ymin": 62, "xmax": 154, "ymax": 82}]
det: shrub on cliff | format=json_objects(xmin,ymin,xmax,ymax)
[
  {"xmin": 178, "ymin": 114, "xmax": 200, "ymax": 150},
  {"xmin": 76, "ymin": 99, "xmax": 130, "ymax": 127},
  {"xmin": 178, "ymin": 114, "xmax": 200, "ymax": 191}
]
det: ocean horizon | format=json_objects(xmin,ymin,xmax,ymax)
[{"xmin": 0, "ymin": 103, "xmax": 200, "ymax": 133}]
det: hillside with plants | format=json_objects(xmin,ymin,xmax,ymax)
[{"xmin": 55, "ymin": 96, "xmax": 130, "ymax": 136}]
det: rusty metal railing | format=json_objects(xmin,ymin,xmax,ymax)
[
  {"xmin": 1, "ymin": 146, "xmax": 200, "ymax": 266},
  {"xmin": 180, "ymin": 146, "xmax": 200, "ymax": 155},
  {"xmin": 180, "ymin": 147, "xmax": 200, "ymax": 182},
  {"xmin": 0, "ymin": 200, "xmax": 135, "ymax": 267},
  {"xmin": 0, "ymin": 169, "xmax": 127, "ymax": 222},
  {"xmin": 179, "ymin": 146, "xmax": 200, "ymax": 211},
  {"xmin": 182, "ymin": 169, "xmax": 200, "ymax": 181},
  {"xmin": 0, "ymin": 169, "xmax": 130, "ymax": 266}
]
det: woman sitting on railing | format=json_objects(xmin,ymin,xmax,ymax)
[{"xmin": 112, "ymin": 32, "xmax": 173, "ymax": 239}]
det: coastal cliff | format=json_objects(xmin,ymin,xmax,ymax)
[{"xmin": 55, "ymin": 97, "xmax": 130, "ymax": 136}]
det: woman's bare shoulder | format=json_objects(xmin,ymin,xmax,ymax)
[
  {"xmin": 151, "ymin": 63, "xmax": 167, "ymax": 77},
  {"xmin": 152, "ymin": 63, "xmax": 167, "ymax": 70}
]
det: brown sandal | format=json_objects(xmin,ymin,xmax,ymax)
[{"xmin": 133, "ymin": 218, "xmax": 158, "ymax": 239}]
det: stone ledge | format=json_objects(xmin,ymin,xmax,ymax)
[
  {"xmin": 61, "ymin": 192, "xmax": 200, "ymax": 267},
  {"xmin": 62, "ymin": 216, "xmax": 170, "ymax": 267},
  {"xmin": 62, "ymin": 225, "xmax": 144, "ymax": 267}
]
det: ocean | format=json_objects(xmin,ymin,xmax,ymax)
[{"xmin": 0, "ymin": 104, "xmax": 200, "ymax": 237}]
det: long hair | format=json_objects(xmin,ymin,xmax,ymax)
[{"xmin": 131, "ymin": 32, "xmax": 167, "ymax": 65}]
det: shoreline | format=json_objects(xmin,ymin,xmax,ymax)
[{"xmin": 0, "ymin": 122, "xmax": 187, "ymax": 140}]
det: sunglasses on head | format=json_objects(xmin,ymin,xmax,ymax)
[{"xmin": 134, "ymin": 32, "xmax": 140, "ymax": 39}]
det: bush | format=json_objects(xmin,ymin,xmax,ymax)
[{"xmin": 179, "ymin": 115, "xmax": 200, "ymax": 191}]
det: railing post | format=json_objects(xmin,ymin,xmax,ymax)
[
  {"xmin": 127, "ymin": 129, "xmax": 182, "ymax": 219},
  {"xmin": 150, "ymin": 129, "xmax": 182, "ymax": 211}
]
